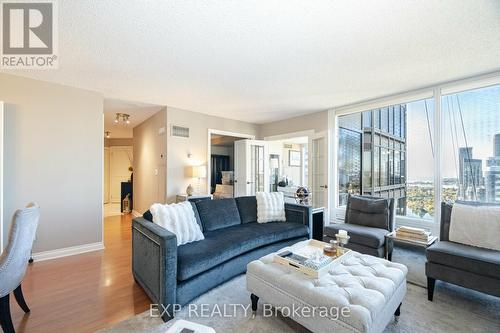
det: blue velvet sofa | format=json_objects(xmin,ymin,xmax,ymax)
[{"xmin": 132, "ymin": 196, "xmax": 312, "ymax": 321}]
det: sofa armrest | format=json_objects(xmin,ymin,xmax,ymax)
[
  {"xmin": 132, "ymin": 217, "xmax": 177, "ymax": 322},
  {"xmin": 285, "ymin": 203, "xmax": 313, "ymax": 238}
]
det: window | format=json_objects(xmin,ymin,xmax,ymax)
[
  {"xmin": 405, "ymin": 99, "xmax": 434, "ymax": 219},
  {"xmin": 338, "ymin": 132, "xmax": 362, "ymax": 206},
  {"xmin": 337, "ymin": 98, "xmax": 435, "ymax": 220},
  {"xmin": 442, "ymin": 85, "xmax": 500, "ymax": 203},
  {"xmin": 335, "ymin": 78, "xmax": 500, "ymax": 227}
]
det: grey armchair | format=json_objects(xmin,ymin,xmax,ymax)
[
  {"xmin": 426, "ymin": 201, "xmax": 500, "ymax": 301},
  {"xmin": 324, "ymin": 195, "xmax": 395, "ymax": 258},
  {"xmin": 0, "ymin": 203, "xmax": 40, "ymax": 333}
]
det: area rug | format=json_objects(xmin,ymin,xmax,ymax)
[{"xmin": 99, "ymin": 250, "xmax": 500, "ymax": 333}]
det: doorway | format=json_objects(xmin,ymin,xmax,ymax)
[
  {"xmin": 263, "ymin": 130, "xmax": 329, "ymax": 212},
  {"xmin": 207, "ymin": 130, "xmax": 255, "ymax": 199},
  {"xmin": 103, "ymin": 144, "xmax": 133, "ymax": 217},
  {"xmin": 264, "ymin": 136, "xmax": 309, "ymax": 203}
]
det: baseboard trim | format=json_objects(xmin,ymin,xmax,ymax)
[
  {"xmin": 32, "ymin": 242, "xmax": 105, "ymax": 262},
  {"xmin": 132, "ymin": 210, "xmax": 141, "ymax": 217}
]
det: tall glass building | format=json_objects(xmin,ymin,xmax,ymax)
[{"xmin": 338, "ymin": 105, "xmax": 407, "ymax": 214}]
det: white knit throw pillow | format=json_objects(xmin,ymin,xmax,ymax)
[
  {"xmin": 150, "ymin": 201, "xmax": 204, "ymax": 245},
  {"xmin": 256, "ymin": 192, "xmax": 286, "ymax": 223}
]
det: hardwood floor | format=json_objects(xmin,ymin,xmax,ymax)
[{"xmin": 10, "ymin": 214, "xmax": 150, "ymax": 333}]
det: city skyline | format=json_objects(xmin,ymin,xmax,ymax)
[{"xmin": 406, "ymin": 85, "xmax": 500, "ymax": 182}]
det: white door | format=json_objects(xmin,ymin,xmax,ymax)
[
  {"xmin": 312, "ymin": 134, "xmax": 328, "ymax": 210},
  {"xmin": 103, "ymin": 147, "xmax": 110, "ymax": 204},
  {"xmin": 110, "ymin": 146, "xmax": 133, "ymax": 203},
  {"xmin": 234, "ymin": 140, "xmax": 269, "ymax": 197}
]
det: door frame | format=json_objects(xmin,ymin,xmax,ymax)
[
  {"xmin": 311, "ymin": 131, "xmax": 329, "ymax": 223},
  {"xmin": 207, "ymin": 129, "xmax": 255, "ymax": 195}
]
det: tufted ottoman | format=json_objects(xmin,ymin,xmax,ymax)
[{"xmin": 246, "ymin": 240, "xmax": 407, "ymax": 333}]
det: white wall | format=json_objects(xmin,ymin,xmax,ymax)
[
  {"xmin": 0, "ymin": 73, "xmax": 104, "ymax": 253},
  {"xmin": 166, "ymin": 107, "xmax": 259, "ymax": 203},
  {"xmin": 133, "ymin": 108, "xmax": 167, "ymax": 213},
  {"xmin": 259, "ymin": 111, "xmax": 328, "ymax": 138}
]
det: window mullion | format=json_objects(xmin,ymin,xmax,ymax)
[{"xmin": 433, "ymin": 87, "xmax": 442, "ymax": 234}]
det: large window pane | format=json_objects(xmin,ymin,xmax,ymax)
[
  {"xmin": 374, "ymin": 109, "xmax": 381, "ymax": 129},
  {"xmin": 363, "ymin": 111, "xmax": 372, "ymax": 128},
  {"xmin": 442, "ymin": 84, "xmax": 500, "ymax": 203},
  {"xmin": 388, "ymin": 106, "xmax": 394, "ymax": 135},
  {"xmin": 337, "ymin": 99, "xmax": 434, "ymax": 220},
  {"xmin": 381, "ymin": 107, "xmax": 389, "ymax": 132},
  {"xmin": 374, "ymin": 146, "xmax": 380, "ymax": 187},
  {"xmin": 381, "ymin": 148, "xmax": 389, "ymax": 186},
  {"xmin": 363, "ymin": 134, "xmax": 372, "ymax": 189},
  {"xmin": 406, "ymin": 99, "xmax": 434, "ymax": 219},
  {"xmin": 338, "ymin": 128, "xmax": 362, "ymax": 206}
]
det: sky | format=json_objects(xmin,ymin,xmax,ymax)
[{"xmin": 406, "ymin": 85, "xmax": 500, "ymax": 182}]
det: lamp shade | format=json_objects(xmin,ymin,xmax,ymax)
[{"xmin": 190, "ymin": 165, "xmax": 207, "ymax": 178}]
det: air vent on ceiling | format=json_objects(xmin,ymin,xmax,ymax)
[
  {"xmin": 284, "ymin": 144, "xmax": 293, "ymax": 149},
  {"xmin": 171, "ymin": 125, "xmax": 189, "ymax": 138}
]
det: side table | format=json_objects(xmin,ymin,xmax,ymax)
[
  {"xmin": 385, "ymin": 231, "xmax": 438, "ymax": 261},
  {"xmin": 312, "ymin": 207, "xmax": 325, "ymax": 241}
]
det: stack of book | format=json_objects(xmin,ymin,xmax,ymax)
[{"xmin": 395, "ymin": 226, "xmax": 431, "ymax": 242}]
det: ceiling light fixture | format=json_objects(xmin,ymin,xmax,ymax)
[{"xmin": 114, "ymin": 113, "xmax": 131, "ymax": 125}]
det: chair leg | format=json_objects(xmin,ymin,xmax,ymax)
[
  {"xmin": 0, "ymin": 294, "xmax": 15, "ymax": 333},
  {"xmin": 427, "ymin": 277, "xmax": 436, "ymax": 301},
  {"xmin": 251, "ymin": 293, "xmax": 259, "ymax": 313},
  {"xmin": 394, "ymin": 302, "xmax": 401, "ymax": 316},
  {"xmin": 14, "ymin": 285, "xmax": 30, "ymax": 313}
]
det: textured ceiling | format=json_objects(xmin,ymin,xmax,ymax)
[
  {"xmin": 103, "ymin": 99, "xmax": 162, "ymax": 138},
  {"xmin": 3, "ymin": 0, "xmax": 500, "ymax": 123}
]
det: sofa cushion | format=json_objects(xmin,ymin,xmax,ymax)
[
  {"xmin": 324, "ymin": 223, "xmax": 388, "ymax": 249},
  {"xmin": 346, "ymin": 196, "xmax": 389, "ymax": 230},
  {"xmin": 195, "ymin": 198, "xmax": 241, "ymax": 231},
  {"xmin": 235, "ymin": 196, "xmax": 257, "ymax": 224},
  {"xmin": 426, "ymin": 241, "xmax": 500, "ymax": 279},
  {"xmin": 150, "ymin": 202, "xmax": 205, "ymax": 246},
  {"xmin": 177, "ymin": 222, "xmax": 309, "ymax": 281},
  {"xmin": 256, "ymin": 192, "xmax": 286, "ymax": 223},
  {"xmin": 143, "ymin": 201, "xmax": 203, "ymax": 231}
]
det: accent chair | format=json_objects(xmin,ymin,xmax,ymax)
[
  {"xmin": 0, "ymin": 203, "xmax": 40, "ymax": 333},
  {"xmin": 425, "ymin": 201, "xmax": 500, "ymax": 301},
  {"xmin": 324, "ymin": 195, "xmax": 395, "ymax": 258}
]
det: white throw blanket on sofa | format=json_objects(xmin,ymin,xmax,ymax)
[
  {"xmin": 150, "ymin": 201, "xmax": 204, "ymax": 246},
  {"xmin": 256, "ymin": 192, "xmax": 286, "ymax": 223},
  {"xmin": 449, "ymin": 203, "xmax": 500, "ymax": 251}
]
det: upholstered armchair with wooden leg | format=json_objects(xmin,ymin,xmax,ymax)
[{"xmin": 0, "ymin": 203, "xmax": 40, "ymax": 333}]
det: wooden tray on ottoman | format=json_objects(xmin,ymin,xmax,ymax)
[{"xmin": 273, "ymin": 239, "xmax": 352, "ymax": 278}]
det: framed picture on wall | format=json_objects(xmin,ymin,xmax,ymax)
[{"xmin": 289, "ymin": 150, "xmax": 301, "ymax": 166}]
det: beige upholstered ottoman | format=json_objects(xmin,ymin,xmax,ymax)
[{"xmin": 246, "ymin": 240, "xmax": 407, "ymax": 333}]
